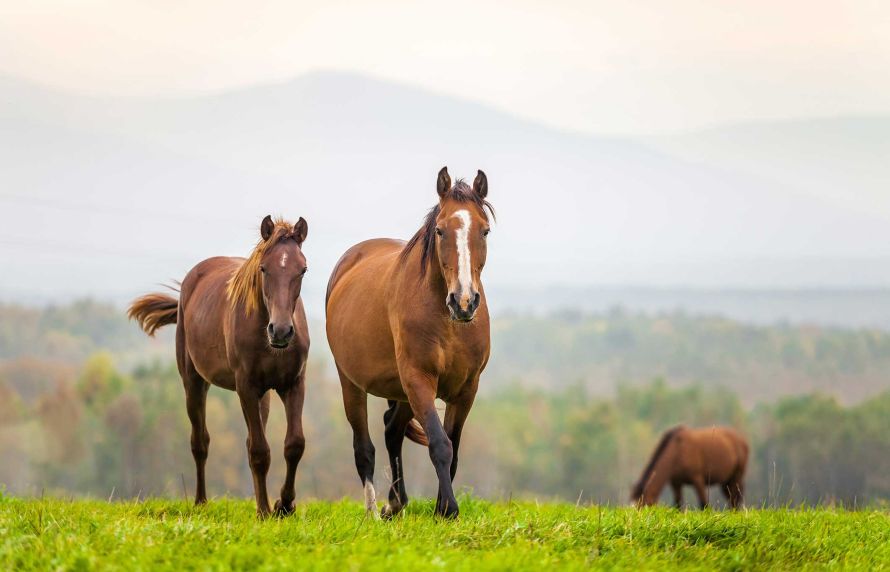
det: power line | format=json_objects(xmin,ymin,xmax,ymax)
[
  {"xmin": 0, "ymin": 191, "xmax": 247, "ymax": 225},
  {"xmin": 0, "ymin": 234, "xmax": 199, "ymax": 265}
]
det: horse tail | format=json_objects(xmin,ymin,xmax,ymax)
[
  {"xmin": 384, "ymin": 400, "xmax": 429, "ymax": 446},
  {"xmin": 405, "ymin": 418, "xmax": 429, "ymax": 446},
  {"xmin": 128, "ymin": 292, "xmax": 178, "ymax": 336},
  {"xmin": 632, "ymin": 424, "xmax": 684, "ymax": 500}
]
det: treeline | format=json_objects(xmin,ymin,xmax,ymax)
[
  {"xmin": 3, "ymin": 300, "xmax": 889, "ymax": 404},
  {"xmin": 1, "ymin": 353, "xmax": 888, "ymax": 506},
  {"xmin": 489, "ymin": 308, "xmax": 890, "ymax": 402},
  {"xmin": 0, "ymin": 300, "xmax": 150, "ymax": 362}
]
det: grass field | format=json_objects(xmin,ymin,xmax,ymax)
[{"xmin": 1, "ymin": 494, "xmax": 888, "ymax": 571}]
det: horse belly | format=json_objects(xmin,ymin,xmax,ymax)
[{"xmin": 329, "ymin": 324, "xmax": 401, "ymax": 397}]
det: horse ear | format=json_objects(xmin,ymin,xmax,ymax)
[
  {"xmin": 260, "ymin": 215, "xmax": 275, "ymax": 241},
  {"xmin": 472, "ymin": 170, "xmax": 488, "ymax": 198},
  {"xmin": 437, "ymin": 166, "xmax": 451, "ymax": 198},
  {"xmin": 293, "ymin": 217, "xmax": 308, "ymax": 245}
]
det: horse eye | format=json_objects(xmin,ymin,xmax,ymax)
[
  {"xmin": 260, "ymin": 265, "xmax": 266, "ymax": 274},
  {"xmin": 301, "ymin": 267, "xmax": 308, "ymax": 276},
  {"xmin": 482, "ymin": 229, "xmax": 490, "ymax": 237},
  {"xmin": 435, "ymin": 228, "xmax": 443, "ymax": 237}
]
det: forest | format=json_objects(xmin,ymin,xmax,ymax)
[{"xmin": 1, "ymin": 300, "xmax": 888, "ymax": 506}]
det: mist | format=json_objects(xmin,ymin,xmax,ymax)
[{"xmin": 3, "ymin": 71, "xmax": 890, "ymax": 324}]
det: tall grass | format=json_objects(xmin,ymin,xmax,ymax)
[{"xmin": 1, "ymin": 495, "xmax": 888, "ymax": 570}]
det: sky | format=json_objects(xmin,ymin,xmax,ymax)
[{"xmin": 1, "ymin": 0, "xmax": 888, "ymax": 135}]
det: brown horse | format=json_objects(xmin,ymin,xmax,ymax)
[
  {"xmin": 631, "ymin": 425, "xmax": 749, "ymax": 509},
  {"xmin": 128, "ymin": 215, "xmax": 310, "ymax": 517},
  {"xmin": 325, "ymin": 167, "xmax": 493, "ymax": 518}
]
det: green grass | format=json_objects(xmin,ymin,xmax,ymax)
[{"xmin": 0, "ymin": 494, "xmax": 888, "ymax": 571}]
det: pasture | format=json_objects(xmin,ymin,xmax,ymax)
[{"xmin": 1, "ymin": 495, "xmax": 888, "ymax": 570}]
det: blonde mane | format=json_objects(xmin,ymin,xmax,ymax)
[{"xmin": 226, "ymin": 218, "xmax": 296, "ymax": 315}]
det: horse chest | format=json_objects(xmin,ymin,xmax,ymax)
[
  {"xmin": 252, "ymin": 357, "xmax": 305, "ymax": 391},
  {"xmin": 434, "ymin": 338, "xmax": 487, "ymax": 396}
]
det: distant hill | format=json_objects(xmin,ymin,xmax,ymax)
[
  {"xmin": 646, "ymin": 116, "xmax": 890, "ymax": 218},
  {"xmin": 2, "ymin": 71, "xmax": 889, "ymax": 308}
]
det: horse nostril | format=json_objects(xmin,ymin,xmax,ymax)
[
  {"xmin": 267, "ymin": 323, "xmax": 275, "ymax": 336},
  {"xmin": 286, "ymin": 325, "xmax": 295, "ymax": 338},
  {"xmin": 472, "ymin": 292, "xmax": 481, "ymax": 310},
  {"xmin": 448, "ymin": 293, "xmax": 458, "ymax": 308}
]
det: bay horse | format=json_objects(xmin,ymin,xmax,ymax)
[
  {"xmin": 325, "ymin": 167, "xmax": 493, "ymax": 518},
  {"xmin": 128, "ymin": 215, "xmax": 310, "ymax": 517},
  {"xmin": 631, "ymin": 425, "xmax": 749, "ymax": 509}
]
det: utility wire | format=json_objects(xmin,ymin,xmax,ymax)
[
  {"xmin": 0, "ymin": 234, "xmax": 199, "ymax": 265},
  {"xmin": 0, "ymin": 191, "xmax": 247, "ymax": 225}
]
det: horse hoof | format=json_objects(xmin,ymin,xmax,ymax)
[
  {"xmin": 381, "ymin": 503, "xmax": 402, "ymax": 520},
  {"xmin": 435, "ymin": 503, "xmax": 459, "ymax": 519},
  {"xmin": 273, "ymin": 499, "xmax": 295, "ymax": 517}
]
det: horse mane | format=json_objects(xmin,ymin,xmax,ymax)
[
  {"xmin": 399, "ymin": 179, "xmax": 496, "ymax": 275},
  {"xmin": 632, "ymin": 425, "xmax": 685, "ymax": 499},
  {"xmin": 226, "ymin": 218, "xmax": 297, "ymax": 315}
]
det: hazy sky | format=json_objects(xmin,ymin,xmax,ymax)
[{"xmin": 1, "ymin": 0, "xmax": 888, "ymax": 134}]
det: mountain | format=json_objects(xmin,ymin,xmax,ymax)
[
  {"xmin": 645, "ymin": 116, "xmax": 890, "ymax": 219},
  {"xmin": 2, "ymin": 71, "xmax": 889, "ymax": 315}
]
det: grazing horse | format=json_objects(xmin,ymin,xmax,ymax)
[
  {"xmin": 128, "ymin": 216, "xmax": 310, "ymax": 517},
  {"xmin": 326, "ymin": 167, "xmax": 493, "ymax": 518},
  {"xmin": 631, "ymin": 425, "xmax": 749, "ymax": 509}
]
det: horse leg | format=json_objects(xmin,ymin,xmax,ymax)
[
  {"xmin": 339, "ymin": 370, "xmax": 377, "ymax": 515},
  {"xmin": 724, "ymin": 478, "xmax": 744, "ymax": 509},
  {"xmin": 274, "ymin": 380, "xmax": 306, "ymax": 516},
  {"xmin": 260, "ymin": 391, "xmax": 271, "ymax": 429},
  {"xmin": 402, "ymin": 370, "xmax": 458, "ymax": 518},
  {"xmin": 237, "ymin": 386, "xmax": 273, "ymax": 517},
  {"xmin": 692, "ymin": 477, "xmax": 709, "ymax": 509},
  {"xmin": 437, "ymin": 383, "xmax": 478, "ymax": 509},
  {"xmin": 735, "ymin": 480, "xmax": 745, "ymax": 509},
  {"xmin": 177, "ymin": 325, "xmax": 211, "ymax": 506},
  {"xmin": 672, "ymin": 482, "xmax": 683, "ymax": 509},
  {"xmin": 381, "ymin": 400, "xmax": 413, "ymax": 519},
  {"xmin": 182, "ymin": 361, "xmax": 210, "ymax": 505}
]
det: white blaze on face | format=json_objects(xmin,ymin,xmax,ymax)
[
  {"xmin": 453, "ymin": 209, "xmax": 472, "ymax": 306},
  {"xmin": 279, "ymin": 252, "xmax": 288, "ymax": 268}
]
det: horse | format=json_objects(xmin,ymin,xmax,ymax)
[
  {"xmin": 128, "ymin": 215, "xmax": 310, "ymax": 517},
  {"xmin": 325, "ymin": 167, "xmax": 494, "ymax": 518},
  {"xmin": 631, "ymin": 425, "xmax": 749, "ymax": 509}
]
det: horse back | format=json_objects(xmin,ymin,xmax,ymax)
[
  {"xmin": 326, "ymin": 239, "xmax": 405, "ymax": 306},
  {"xmin": 684, "ymin": 427, "xmax": 748, "ymax": 482}
]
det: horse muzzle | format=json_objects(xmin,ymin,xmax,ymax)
[
  {"xmin": 267, "ymin": 322, "xmax": 295, "ymax": 348},
  {"xmin": 446, "ymin": 291, "xmax": 480, "ymax": 322}
]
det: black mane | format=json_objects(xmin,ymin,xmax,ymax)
[{"xmin": 632, "ymin": 425, "xmax": 684, "ymax": 499}]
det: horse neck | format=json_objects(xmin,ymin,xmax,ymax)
[
  {"xmin": 642, "ymin": 459, "xmax": 672, "ymax": 504},
  {"xmin": 399, "ymin": 239, "xmax": 449, "ymax": 304},
  {"xmin": 229, "ymin": 287, "xmax": 269, "ymax": 332},
  {"xmin": 638, "ymin": 435, "xmax": 678, "ymax": 504}
]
